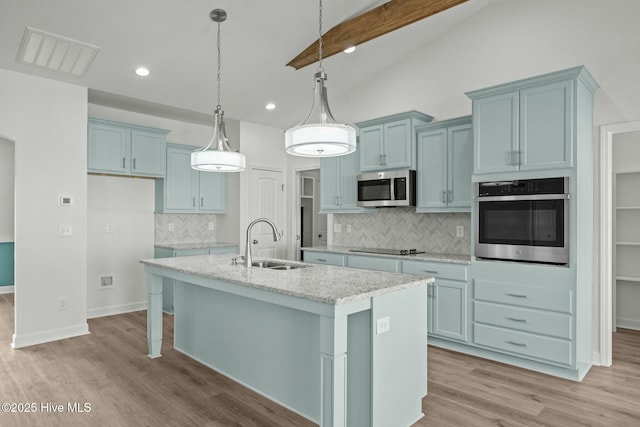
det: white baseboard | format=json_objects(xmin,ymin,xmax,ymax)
[
  {"xmin": 87, "ymin": 301, "xmax": 147, "ymax": 319},
  {"xmin": 12, "ymin": 323, "xmax": 90, "ymax": 349},
  {"xmin": 592, "ymin": 350, "xmax": 603, "ymax": 367},
  {"xmin": 616, "ymin": 317, "xmax": 640, "ymax": 331},
  {"xmin": 0, "ymin": 286, "xmax": 14, "ymax": 294}
]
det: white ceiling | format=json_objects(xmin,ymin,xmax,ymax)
[{"xmin": 1, "ymin": 0, "xmax": 639, "ymax": 130}]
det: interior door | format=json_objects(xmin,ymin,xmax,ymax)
[{"xmin": 249, "ymin": 168, "xmax": 285, "ymax": 259}]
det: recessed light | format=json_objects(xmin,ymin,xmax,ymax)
[
  {"xmin": 135, "ymin": 67, "xmax": 150, "ymax": 77},
  {"xmin": 343, "ymin": 46, "xmax": 356, "ymax": 54},
  {"xmin": 265, "ymin": 103, "xmax": 276, "ymax": 110}
]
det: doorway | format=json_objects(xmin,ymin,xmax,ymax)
[
  {"xmin": 0, "ymin": 136, "xmax": 15, "ymax": 295},
  {"xmin": 599, "ymin": 120, "xmax": 640, "ymax": 367},
  {"xmin": 296, "ymin": 169, "xmax": 326, "ymax": 260}
]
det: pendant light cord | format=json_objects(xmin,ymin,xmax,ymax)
[
  {"xmin": 318, "ymin": 0, "xmax": 323, "ymax": 73},
  {"xmin": 216, "ymin": 19, "xmax": 222, "ymax": 110}
]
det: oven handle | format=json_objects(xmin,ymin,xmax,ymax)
[{"xmin": 475, "ymin": 194, "xmax": 570, "ymax": 202}]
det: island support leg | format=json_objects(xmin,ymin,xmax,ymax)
[
  {"xmin": 320, "ymin": 314, "xmax": 348, "ymax": 427},
  {"xmin": 147, "ymin": 273, "xmax": 163, "ymax": 358}
]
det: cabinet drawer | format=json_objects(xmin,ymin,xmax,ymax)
[
  {"xmin": 348, "ymin": 255, "xmax": 399, "ymax": 272},
  {"xmin": 474, "ymin": 301, "xmax": 572, "ymax": 339},
  {"xmin": 474, "ymin": 279, "xmax": 572, "ymax": 313},
  {"xmin": 474, "ymin": 323, "xmax": 572, "ymax": 366},
  {"xmin": 175, "ymin": 248, "xmax": 210, "ymax": 257},
  {"xmin": 402, "ymin": 260, "xmax": 467, "ymax": 281},
  {"xmin": 303, "ymin": 251, "xmax": 346, "ymax": 267}
]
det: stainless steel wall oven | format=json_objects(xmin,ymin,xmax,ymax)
[{"xmin": 475, "ymin": 177, "xmax": 570, "ymax": 265}]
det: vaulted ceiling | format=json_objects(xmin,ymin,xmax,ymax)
[{"xmin": 1, "ymin": 0, "xmax": 639, "ymax": 129}]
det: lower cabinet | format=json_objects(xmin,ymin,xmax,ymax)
[
  {"xmin": 403, "ymin": 260, "xmax": 468, "ymax": 343},
  {"xmin": 302, "ymin": 250, "xmax": 346, "ymax": 266},
  {"xmin": 154, "ymin": 245, "xmax": 238, "ymax": 313},
  {"xmin": 348, "ymin": 254, "xmax": 400, "ymax": 272}
]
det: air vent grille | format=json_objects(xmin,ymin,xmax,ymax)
[{"xmin": 16, "ymin": 27, "xmax": 100, "ymax": 77}]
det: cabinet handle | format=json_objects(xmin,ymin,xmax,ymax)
[
  {"xmin": 133, "ymin": 158, "xmax": 136, "ymax": 170},
  {"xmin": 506, "ymin": 317, "xmax": 527, "ymax": 323},
  {"xmin": 448, "ymin": 190, "xmax": 452, "ymax": 203},
  {"xmin": 379, "ymin": 154, "xmax": 384, "ymax": 165},
  {"xmin": 200, "ymin": 197, "xmax": 204, "ymax": 207},
  {"xmin": 122, "ymin": 157, "xmax": 126, "ymax": 169},
  {"xmin": 317, "ymin": 258, "xmax": 327, "ymax": 262},
  {"xmin": 336, "ymin": 196, "xmax": 339, "ymax": 206},
  {"xmin": 383, "ymin": 154, "xmax": 387, "ymax": 165},
  {"xmin": 192, "ymin": 197, "xmax": 196, "ymax": 207},
  {"xmin": 506, "ymin": 293, "xmax": 527, "ymax": 298},
  {"xmin": 442, "ymin": 191, "xmax": 446, "ymax": 203},
  {"xmin": 423, "ymin": 270, "xmax": 439, "ymax": 275},
  {"xmin": 506, "ymin": 340, "xmax": 527, "ymax": 347}
]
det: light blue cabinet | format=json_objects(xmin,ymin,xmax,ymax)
[
  {"xmin": 155, "ymin": 144, "xmax": 227, "ymax": 213},
  {"xmin": 416, "ymin": 116, "xmax": 472, "ymax": 212},
  {"xmin": 88, "ymin": 118, "xmax": 167, "ymax": 177},
  {"xmin": 356, "ymin": 111, "xmax": 433, "ymax": 172},
  {"xmin": 348, "ymin": 254, "xmax": 400, "ymax": 272},
  {"xmin": 154, "ymin": 244, "xmax": 238, "ymax": 313},
  {"xmin": 403, "ymin": 259, "xmax": 468, "ymax": 342},
  {"xmin": 302, "ymin": 250, "xmax": 346, "ymax": 266},
  {"xmin": 320, "ymin": 149, "xmax": 369, "ymax": 213},
  {"xmin": 468, "ymin": 70, "xmax": 578, "ymax": 175}
]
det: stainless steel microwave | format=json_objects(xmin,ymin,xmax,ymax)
[
  {"xmin": 357, "ymin": 169, "xmax": 416, "ymax": 207},
  {"xmin": 475, "ymin": 177, "xmax": 570, "ymax": 265}
]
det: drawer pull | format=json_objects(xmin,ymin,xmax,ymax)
[
  {"xmin": 506, "ymin": 317, "xmax": 527, "ymax": 323},
  {"xmin": 506, "ymin": 293, "xmax": 528, "ymax": 298},
  {"xmin": 506, "ymin": 340, "xmax": 527, "ymax": 347},
  {"xmin": 423, "ymin": 270, "xmax": 438, "ymax": 274},
  {"xmin": 316, "ymin": 258, "xmax": 327, "ymax": 262}
]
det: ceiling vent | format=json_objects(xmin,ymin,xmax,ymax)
[{"xmin": 16, "ymin": 27, "xmax": 100, "ymax": 77}]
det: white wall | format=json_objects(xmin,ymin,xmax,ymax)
[
  {"xmin": 87, "ymin": 175, "xmax": 154, "ymax": 318},
  {"xmin": 0, "ymin": 137, "xmax": 14, "ymax": 242},
  {"xmin": 0, "ymin": 69, "xmax": 88, "ymax": 348}
]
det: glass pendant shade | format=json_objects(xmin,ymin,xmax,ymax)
[
  {"xmin": 285, "ymin": 71, "xmax": 356, "ymax": 157},
  {"xmin": 191, "ymin": 107, "xmax": 246, "ymax": 172}
]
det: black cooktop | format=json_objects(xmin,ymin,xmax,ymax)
[{"xmin": 349, "ymin": 248, "xmax": 425, "ymax": 256}]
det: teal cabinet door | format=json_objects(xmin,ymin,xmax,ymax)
[
  {"xmin": 473, "ymin": 91, "xmax": 519, "ymax": 175},
  {"xmin": 358, "ymin": 124, "xmax": 384, "ymax": 171},
  {"xmin": 416, "ymin": 116, "xmax": 472, "ymax": 212},
  {"xmin": 431, "ymin": 279, "xmax": 468, "ymax": 342},
  {"xmin": 131, "ymin": 129, "xmax": 166, "ymax": 176},
  {"xmin": 320, "ymin": 156, "xmax": 341, "ymax": 211},
  {"xmin": 519, "ymin": 79, "xmax": 573, "ymax": 171},
  {"xmin": 417, "ymin": 128, "xmax": 447, "ymax": 210},
  {"xmin": 383, "ymin": 118, "xmax": 412, "ymax": 169},
  {"xmin": 88, "ymin": 118, "xmax": 167, "ymax": 177},
  {"xmin": 88, "ymin": 120, "xmax": 130, "ymax": 173},
  {"xmin": 339, "ymin": 150, "xmax": 361, "ymax": 210},
  {"xmin": 199, "ymin": 171, "xmax": 227, "ymax": 213},
  {"xmin": 164, "ymin": 146, "xmax": 197, "ymax": 211},
  {"xmin": 448, "ymin": 123, "xmax": 473, "ymax": 209}
]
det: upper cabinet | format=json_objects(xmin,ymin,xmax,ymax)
[
  {"xmin": 320, "ymin": 148, "xmax": 370, "ymax": 214},
  {"xmin": 356, "ymin": 111, "xmax": 433, "ymax": 172},
  {"xmin": 155, "ymin": 143, "xmax": 227, "ymax": 214},
  {"xmin": 88, "ymin": 118, "xmax": 168, "ymax": 178},
  {"xmin": 466, "ymin": 67, "xmax": 598, "ymax": 177},
  {"xmin": 416, "ymin": 116, "xmax": 473, "ymax": 212}
]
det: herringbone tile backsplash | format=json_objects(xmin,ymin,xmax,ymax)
[
  {"xmin": 332, "ymin": 209, "xmax": 471, "ymax": 255},
  {"xmin": 155, "ymin": 214, "xmax": 217, "ymax": 244}
]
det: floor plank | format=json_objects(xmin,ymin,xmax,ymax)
[{"xmin": 1, "ymin": 293, "xmax": 639, "ymax": 426}]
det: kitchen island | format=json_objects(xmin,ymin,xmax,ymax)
[{"xmin": 141, "ymin": 254, "xmax": 432, "ymax": 427}]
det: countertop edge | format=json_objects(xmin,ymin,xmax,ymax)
[{"xmin": 302, "ymin": 246, "xmax": 471, "ymax": 265}]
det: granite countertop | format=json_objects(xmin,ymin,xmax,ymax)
[
  {"xmin": 141, "ymin": 254, "xmax": 432, "ymax": 305},
  {"xmin": 154, "ymin": 241, "xmax": 238, "ymax": 250},
  {"xmin": 302, "ymin": 245, "xmax": 471, "ymax": 265}
]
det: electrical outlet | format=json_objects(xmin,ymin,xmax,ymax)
[
  {"xmin": 58, "ymin": 297, "xmax": 68, "ymax": 311},
  {"xmin": 100, "ymin": 276, "xmax": 113, "ymax": 288},
  {"xmin": 376, "ymin": 316, "xmax": 391, "ymax": 334},
  {"xmin": 106, "ymin": 224, "xmax": 114, "ymax": 233},
  {"xmin": 58, "ymin": 225, "xmax": 72, "ymax": 237},
  {"xmin": 456, "ymin": 225, "xmax": 464, "ymax": 238},
  {"xmin": 168, "ymin": 223, "xmax": 174, "ymax": 232},
  {"xmin": 208, "ymin": 222, "xmax": 215, "ymax": 231},
  {"xmin": 346, "ymin": 224, "xmax": 352, "ymax": 233}
]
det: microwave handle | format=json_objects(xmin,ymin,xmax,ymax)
[{"xmin": 390, "ymin": 177, "xmax": 396, "ymax": 201}]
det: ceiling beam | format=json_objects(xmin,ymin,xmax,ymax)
[{"xmin": 287, "ymin": 0, "xmax": 469, "ymax": 70}]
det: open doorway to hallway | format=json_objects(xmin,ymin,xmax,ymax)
[{"xmin": 296, "ymin": 169, "xmax": 326, "ymax": 261}]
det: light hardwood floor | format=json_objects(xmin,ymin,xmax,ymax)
[{"xmin": 1, "ymin": 293, "xmax": 639, "ymax": 426}]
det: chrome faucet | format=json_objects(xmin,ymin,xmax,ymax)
[{"xmin": 244, "ymin": 218, "xmax": 282, "ymax": 267}]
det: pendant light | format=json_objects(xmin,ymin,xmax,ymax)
[
  {"xmin": 191, "ymin": 9, "xmax": 246, "ymax": 172},
  {"xmin": 284, "ymin": 0, "xmax": 357, "ymax": 157}
]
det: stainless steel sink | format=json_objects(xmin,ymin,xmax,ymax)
[{"xmin": 251, "ymin": 261, "xmax": 308, "ymax": 270}]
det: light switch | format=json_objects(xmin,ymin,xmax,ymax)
[
  {"xmin": 59, "ymin": 225, "xmax": 72, "ymax": 237},
  {"xmin": 456, "ymin": 225, "xmax": 464, "ymax": 238}
]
